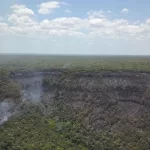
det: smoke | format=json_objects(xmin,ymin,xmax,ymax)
[
  {"xmin": 0, "ymin": 72, "xmax": 45, "ymax": 125},
  {"xmin": 63, "ymin": 62, "xmax": 70, "ymax": 69},
  {"xmin": 19, "ymin": 72, "xmax": 44, "ymax": 103},
  {"xmin": 22, "ymin": 80, "xmax": 43, "ymax": 103},
  {"xmin": 0, "ymin": 101, "xmax": 13, "ymax": 125}
]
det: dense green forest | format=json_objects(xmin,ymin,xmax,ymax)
[{"xmin": 1, "ymin": 55, "xmax": 150, "ymax": 72}]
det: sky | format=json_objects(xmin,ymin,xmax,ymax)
[{"xmin": 0, "ymin": 0, "xmax": 150, "ymax": 55}]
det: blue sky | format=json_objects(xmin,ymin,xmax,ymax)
[{"xmin": 0, "ymin": 0, "xmax": 150, "ymax": 55}]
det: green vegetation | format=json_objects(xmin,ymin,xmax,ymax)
[
  {"xmin": 1, "ymin": 55, "xmax": 150, "ymax": 72},
  {"xmin": 0, "ymin": 55, "xmax": 150, "ymax": 150},
  {"xmin": 0, "ymin": 104, "xmax": 114, "ymax": 150},
  {"xmin": 0, "ymin": 69, "xmax": 21, "ymax": 102},
  {"xmin": 1, "ymin": 99, "xmax": 150, "ymax": 150}
]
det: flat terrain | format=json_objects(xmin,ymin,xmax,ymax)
[{"xmin": 1, "ymin": 54, "xmax": 150, "ymax": 72}]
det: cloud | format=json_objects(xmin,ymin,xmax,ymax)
[
  {"xmin": 40, "ymin": 17, "xmax": 85, "ymax": 30},
  {"xmin": 8, "ymin": 4, "xmax": 36, "ymax": 27},
  {"xmin": 61, "ymin": 2, "xmax": 69, "ymax": 6},
  {"xmin": 89, "ymin": 17, "xmax": 128, "ymax": 28},
  {"xmin": 146, "ymin": 18, "xmax": 150, "ymax": 24},
  {"xmin": 2, "ymin": 3, "xmax": 150, "ymax": 55},
  {"xmin": 88, "ymin": 12, "xmax": 144, "ymax": 38},
  {"xmin": 39, "ymin": 17, "xmax": 86, "ymax": 37},
  {"xmin": 48, "ymin": 29, "xmax": 85, "ymax": 37},
  {"xmin": 121, "ymin": 8, "xmax": 129, "ymax": 14},
  {"xmin": 8, "ymin": 14, "xmax": 36, "ymax": 27},
  {"xmin": 65, "ymin": 9, "xmax": 72, "ymax": 13},
  {"xmin": 11, "ymin": 4, "xmax": 34, "ymax": 16},
  {"xmin": 89, "ymin": 18, "xmax": 109, "ymax": 28},
  {"xmin": 0, "ymin": 5, "xmax": 150, "ymax": 40},
  {"xmin": 38, "ymin": 1, "xmax": 61, "ymax": 14},
  {"xmin": 88, "ymin": 10, "xmax": 105, "ymax": 19},
  {"xmin": 0, "ymin": 23, "xmax": 8, "ymax": 33}
]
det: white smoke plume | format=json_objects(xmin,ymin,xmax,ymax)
[
  {"xmin": 18, "ymin": 72, "xmax": 44, "ymax": 103},
  {"xmin": 0, "ymin": 101, "xmax": 13, "ymax": 125},
  {"xmin": 63, "ymin": 62, "xmax": 70, "ymax": 69}
]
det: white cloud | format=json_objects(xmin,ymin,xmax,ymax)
[
  {"xmin": 48, "ymin": 29, "xmax": 85, "ymax": 37},
  {"xmin": 2, "ymin": 3, "xmax": 150, "ymax": 55},
  {"xmin": 8, "ymin": 4, "xmax": 36, "ymax": 27},
  {"xmin": 10, "ymin": 25, "xmax": 42, "ymax": 35},
  {"xmin": 8, "ymin": 14, "xmax": 35, "ymax": 26},
  {"xmin": 61, "ymin": 2, "xmax": 69, "ymax": 6},
  {"xmin": 89, "ymin": 18, "xmax": 109, "ymax": 28},
  {"xmin": 146, "ymin": 18, "xmax": 150, "ymax": 24},
  {"xmin": 89, "ymin": 18, "xmax": 128, "ymax": 28},
  {"xmin": 88, "ymin": 10, "xmax": 105, "ymax": 19},
  {"xmin": 6, "ymin": 16, "xmax": 86, "ymax": 37},
  {"xmin": 40, "ymin": 17, "xmax": 85, "ymax": 30},
  {"xmin": 116, "ymin": 25, "xmax": 143, "ymax": 35},
  {"xmin": 1, "ymin": 6, "xmax": 150, "ymax": 40},
  {"xmin": 121, "ymin": 8, "xmax": 129, "ymax": 14},
  {"xmin": 0, "ymin": 23, "xmax": 8, "ymax": 33},
  {"xmin": 112, "ymin": 19, "xmax": 128, "ymax": 26},
  {"xmin": 88, "ymin": 12, "xmax": 145, "ymax": 38},
  {"xmin": 52, "ymin": 17, "xmax": 84, "ymax": 29},
  {"xmin": 9, "ymin": 26, "xmax": 23, "ymax": 34},
  {"xmin": 38, "ymin": 1, "xmax": 61, "ymax": 14},
  {"xmin": 11, "ymin": 4, "xmax": 34, "ymax": 16},
  {"xmin": 65, "ymin": 9, "xmax": 72, "ymax": 13}
]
